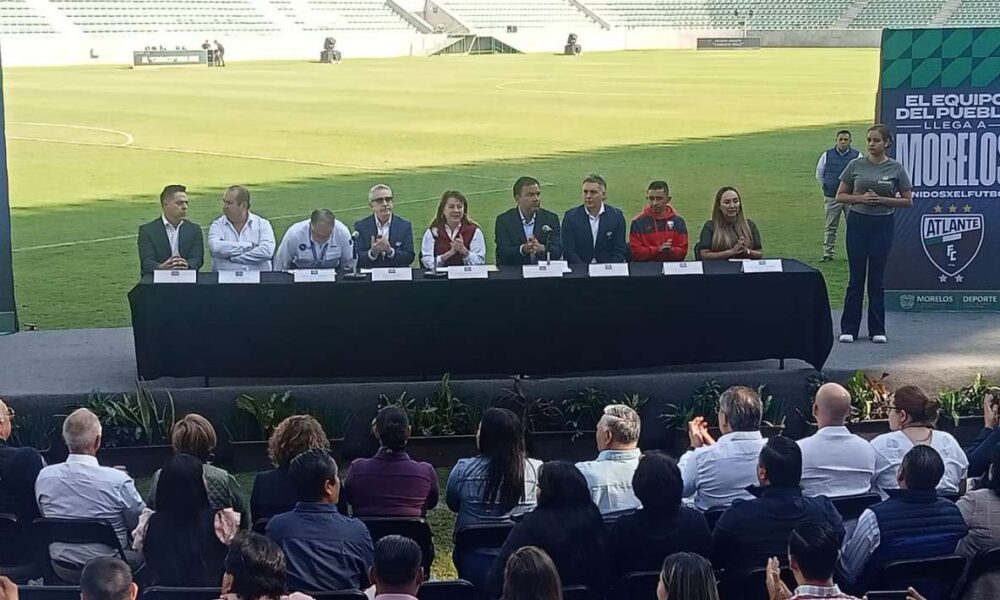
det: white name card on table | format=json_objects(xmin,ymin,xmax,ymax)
[
  {"xmin": 218, "ymin": 270, "xmax": 261, "ymax": 284},
  {"xmin": 523, "ymin": 260, "xmax": 570, "ymax": 279},
  {"xmin": 588, "ymin": 263, "xmax": 630, "ymax": 278},
  {"xmin": 742, "ymin": 259, "xmax": 784, "ymax": 274},
  {"xmin": 293, "ymin": 269, "xmax": 336, "ymax": 283},
  {"xmin": 447, "ymin": 265, "xmax": 490, "ymax": 280},
  {"xmin": 663, "ymin": 261, "xmax": 704, "ymax": 276},
  {"xmin": 153, "ymin": 270, "xmax": 196, "ymax": 284},
  {"xmin": 371, "ymin": 267, "xmax": 413, "ymax": 282}
]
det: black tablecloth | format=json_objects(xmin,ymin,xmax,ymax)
[{"xmin": 128, "ymin": 260, "xmax": 833, "ymax": 379}]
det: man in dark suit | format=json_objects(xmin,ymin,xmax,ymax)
[
  {"xmin": 137, "ymin": 184, "xmax": 205, "ymax": 276},
  {"xmin": 495, "ymin": 176, "xmax": 562, "ymax": 265},
  {"xmin": 562, "ymin": 174, "xmax": 627, "ymax": 264},
  {"xmin": 353, "ymin": 184, "xmax": 415, "ymax": 268}
]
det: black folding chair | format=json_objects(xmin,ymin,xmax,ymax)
[
  {"xmin": 359, "ymin": 517, "xmax": 435, "ymax": 575},
  {"xmin": 865, "ymin": 555, "xmax": 966, "ymax": 600},
  {"xmin": 961, "ymin": 547, "xmax": 1000, "ymax": 598},
  {"xmin": 729, "ymin": 565, "xmax": 797, "ymax": 600},
  {"xmin": 0, "ymin": 513, "xmax": 42, "ymax": 583},
  {"xmin": 602, "ymin": 508, "xmax": 636, "ymax": 527},
  {"xmin": 705, "ymin": 508, "xmax": 726, "ymax": 530},
  {"xmin": 417, "ymin": 579, "xmax": 476, "ymax": 600},
  {"xmin": 612, "ymin": 570, "xmax": 660, "ymax": 600},
  {"xmin": 141, "ymin": 587, "xmax": 220, "ymax": 600},
  {"xmin": 939, "ymin": 492, "xmax": 961, "ymax": 503},
  {"xmin": 454, "ymin": 522, "xmax": 514, "ymax": 552},
  {"xmin": 831, "ymin": 492, "xmax": 882, "ymax": 520},
  {"xmin": 33, "ymin": 517, "xmax": 127, "ymax": 584},
  {"xmin": 18, "ymin": 587, "xmax": 81, "ymax": 600},
  {"xmin": 562, "ymin": 585, "xmax": 602, "ymax": 600}
]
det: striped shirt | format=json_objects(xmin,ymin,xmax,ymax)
[{"xmin": 789, "ymin": 584, "xmax": 860, "ymax": 599}]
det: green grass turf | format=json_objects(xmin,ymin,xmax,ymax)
[{"xmin": 4, "ymin": 48, "xmax": 879, "ymax": 330}]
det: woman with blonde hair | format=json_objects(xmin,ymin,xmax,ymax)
[
  {"xmin": 420, "ymin": 190, "xmax": 486, "ymax": 269},
  {"xmin": 502, "ymin": 546, "xmax": 562, "ymax": 600},
  {"xmin": 695, "ymin": 186, "xmax": 763, "ymax": 261},
  {"xmin": 251, "ymin": 415, "xmax": 330, "ymax": 522}
]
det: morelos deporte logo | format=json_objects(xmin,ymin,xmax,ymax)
[{"xmin": 922, "ymin": 212, "xmax": 984, "ymax": 283}]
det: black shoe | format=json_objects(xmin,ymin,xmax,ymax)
[{"xmin": 820, "ymin": 256, "xmax": 833, "ymax": 263}]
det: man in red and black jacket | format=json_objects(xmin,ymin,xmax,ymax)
[{"xmin": 629, "ymin": 180, "xmax": 688, "ymax": 262}]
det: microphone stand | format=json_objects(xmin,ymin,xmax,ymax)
[
  {"xmin": 343, "ymin": 232, "xmax": 367, "ymax": 280},
  {"xmin": 425, "ymin": 229, "xmax": 448, "ymax": 278}
]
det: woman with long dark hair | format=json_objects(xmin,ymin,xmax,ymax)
[
  {"xmin": 957, "ymin": 447, "xmax": 1000, "ymax": 600},
  {"xmin": 695, "ymin": 186, "xmax": 763, "ymax": 260},
  {"xmin": 657, "ymin": 552, "xmax": 720, "ymax": 600},
  {"xmin": 486, "ymin": 461, "xmax": 605, "ymax": 599},
  {"xmin": 420, "ymin": 190, "xmax": 486, "ymax": 269},
  {"xmin": 502, "ymin": 546, "xmax": 563, "ymax": 600}
]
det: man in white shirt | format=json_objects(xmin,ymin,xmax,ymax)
[
  {"xmin": 576, "ymin": 404, "xmax": 642, "ymax": 514},
  {"xmin": 208, "ymin": 185, "xmax": 275, "ymax": 271},
  {"xmin": 679, "ymin": 386, "xmax": 766, "ymax": 511},
  {"xmin": 798, "ymin": 383, "xmax": 876, "ymax": 498},
  {"xmin": 36, "ymin": 408, "xmax": 146, "ymax": 580},
  {"xmin": 273, "ymin": 208, "xmax": 355, "ymax": 272}
]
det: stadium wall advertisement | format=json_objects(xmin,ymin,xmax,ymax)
[
  {"xmin": 0, "ymin": 50, "xmax": 17, "ymax": 334},
  {"xmin": 881, "ymin": 28, "xmax": 1000, "ymax": 312}
]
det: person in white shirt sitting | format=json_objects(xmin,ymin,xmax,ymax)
[
  {"xmin": 273, "ymin": 209, "xmax": 356, "ymax": 272},
  {"xmin": 208, "ymin": 185, "xmax": 275, "ymax": 271},
  {"xmin": 679, "ymin": 386, "xmax": 766, "ymax": 511},
  {"xmin": 575, "ymin": 404, "xmax": 642, "ymax": 514},
  {"xmin": 798, "ymin": 383, "xmax": 876, "ymax": 498}
]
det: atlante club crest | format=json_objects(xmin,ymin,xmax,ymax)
[{"xmin": 921, "ymin": 213, "xmax": 984, "ymax": 283}]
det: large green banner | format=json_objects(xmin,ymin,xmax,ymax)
[{"xmin": 0, "ymin": 48, "xmax": 16, "ymax": 334}]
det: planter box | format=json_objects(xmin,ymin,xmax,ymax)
[
  {"xmin": 220, "ymin": 439, "xmax": 345, "ymax": 473},
  {"xmin": 405, "ymin": 436, "xmax": 478, "ymax": 468},
  {"xmin": 97, "ymin": 445, "xmax": 173, "ymax": 478},
  {"xmin": 527, "ymin": 431, "xmax": 599, "ymax": 463}
]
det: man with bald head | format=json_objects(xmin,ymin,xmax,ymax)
[
  {"xmin": 797, "ymin": 383, "xmax": 876, "ymax": 498},
  {"xmin": 0, "ymin": 398, "xmax": 45, "ymax": 567}
]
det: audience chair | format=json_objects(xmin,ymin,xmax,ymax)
[
  {"xmin": 308, "ymin": 592, "xmax": 367, "ymax": 599},
  {"xmin": 732, "ymin": 565, "xmax": 797, "ymax": 600},
  {"xmin": 602, "ymin": 508, "xmax": 636, "ymax": 527},
  {"xmin": 18, "ymin": 587, "xmax": 80, "ymax": 600},
  {"xmin": 562, "ymin": 585, "xmax": 602, "ymax": 600},
  {"xmin": 612, "ymin": 570, "xmax": 660, "ymax": 600},
  {"xmin": 141, "ymin": 588, "xmax": 219, "ymax": 600},
  {"xmin": 452, "ymin": 522, "xmax": 514, "ymax": 583},
  {"xmin": 33, "ymin": 517, "xmax": 127, "ymax": 584},
  {"xmin": 417, "ymin": 579, "xmax": 475, "ymax": 600},
  {"xmin": 252, "ymin": 517, "xmax": 270, "ymax": 534},
  {"xmin": 359, "ymin": 517, "xmax": 435, "ymax": 575},
  {"xmin": 865, "ymin": 555, "xmax": 966, "ymax": 600},
  {"xmin": 830, "ymin": 493, "xmax": 881, "ymax": 521},
  {"xmin": 961, "ymin": 547, "xmax": 1000, "ymax": 598},
  {"xmin": 0, "ymin": 513, "xmax": 42, "ymax": 583},
  {"xmin": 705, "ymin": 508, "xmax": 726, "ymax": 530}
]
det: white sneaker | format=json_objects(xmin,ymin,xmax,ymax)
[
  {"xmin": 839, "ymin": 334, "xmax": 854, "ymax": 343},
  {"xmin": 872, "ymin": 335, "xmax": 888, "ymax": 344}
]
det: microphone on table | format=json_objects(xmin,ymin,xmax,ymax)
[
  {"xmin": 425, "ymin": 227, "xmax": 447, "ymax": 279},
  {"xmin": 541, "ymin": 225, "xmax": 553, "ymax": 265},
  {"xmin": 344, "ymin": 230, "xmax": 366, "ymax": 280}
]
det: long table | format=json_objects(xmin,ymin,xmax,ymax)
[{"xmin": 128, "ymin": 260, "xmax": 833, "ymax": 379}]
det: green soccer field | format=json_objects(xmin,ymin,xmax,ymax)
[{"xmin": 3, "ymin": 48, "xmax": 879, "ymax": 330}]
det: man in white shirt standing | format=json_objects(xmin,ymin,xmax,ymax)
[
  {"xmin": 576, "ymin": 404, "xmax": 642, "ymax": 514},
  {"xmin": 679, "ymin": 386, "xmax": 766, "ymax": 511},
  {"xmin": 208, "ymin": 185, "xmax": 275, "ymax": 271},
  {"xmin": 798, "ymin": 383, "xmax": 875, "ymax": 498},
  {"xmin": 36, "ymin": 408, "xmax": 146, "ymax": 581},
  {"xmin": 273, "ymin": 209, "xmax": 355, "ymax": 272}
]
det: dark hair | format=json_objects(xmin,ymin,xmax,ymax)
[
  {"xmin": 759, "ymin": 436, "xmax": 802, "ymax": 488},
  {"xmin": 155, "ymin": 453, "xmax": 209, "ymax": 522},
  {"xmin": 582, "ymin": 173, "xmax": 606, "ymax": 191},
  {"xmin": 633, "ymin": 451, "xmax": 683, "ymax": 513},
  {"xmin": 836, "ymin": 130, "xmax": 852, "ymax": 138},
  {"xmin": 892, "ymin": 385, "xmax": 940, "ymax": 426},
  {"xmin": 503, "ymin": 546, "xmax": 563, "ymax": 600},
  {"xmin": 224, "ymin": 532, "xmax": 286, "ymax": 600},
  {"xmin": 537, "ymin": 461, "xmax": 591, "ymax": 510},
  {"xmin": 81, "ymin": 557, "xmax": 133, "ymax": 600},
  {"xmin": 660, "ymin": 553, "xmax": 720, "ymax": 600},
  {"xmin": 988, "ymin": 446, "xmax": 1000, "ymax": 498},
  {"xmin": 788, "ymin": 521, "xmax": 840, "ymax": 581},
  {"xmin": 226, "ymin": 185, "xmax": 251, "ymax": 208},
  {"xmin": 647, "ymin": 180, "xmax": 670, "ymax": 194},
  {"xmin": 513, "ymin": 176, "xmax": 540, "ymax": 198},
  {"xmin": 310, "ymin": 208, "xmax": 336, "ymax": 226},
  {"xmin": 900, "ymin": 445, "xmax": 945, "ymax": 491},
  {"xmin": 290, "ymin": 448, "xmax": 339, "ymax": 502},
  {"xmin": 373, "ymin": 535, "xmax": 422, "ymax": 586},
  {"xmin": 376, "ymin": 406, "xmax": 410, "ymax": 452},
  {"xmin": 478, "ymin": 408, "xmax": 527, "ymax": 512},
  {"xmin": 868, "ymin": 123, "xmax": 894, "ymax": 148},
  {"xmin": 160, "ymin": 184, "xmax": 186, "ymax": 205}
]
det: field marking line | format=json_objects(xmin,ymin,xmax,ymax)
[{"xmin": 8, "ymin": 122, "xmax": 135, "ymax": 147}]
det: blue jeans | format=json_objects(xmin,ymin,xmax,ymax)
[{"xmin": 841, "ymin": 211, "xmax": 895, "ymax": 337}]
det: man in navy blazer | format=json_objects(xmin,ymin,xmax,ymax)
[
  {"xmin": 495, "ymin": 176, "xmax": 562, "ymax": 265},
  {"xmin": 137, "ymin": 184, "xmax": 204, "ymax": 276},
  {"xmin": 562, "ymin": 174, "xmax": 627, "ymax": 264},
  {"xmin": 353, "ymin": 184, "xmax": 415, "ymax": 268}
]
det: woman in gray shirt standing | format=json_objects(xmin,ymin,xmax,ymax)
[{"xmin": 835, "ymin": 124, "xmax": 913, "ymax": 344}]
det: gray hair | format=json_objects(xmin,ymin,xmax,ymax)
[
  {"xmin": 310, "ymin": 208, "xmax": 335, "ymax": 226},
  {"xmin": 600, "ymin": 404, "xmax": 640, "ymax": 445},
  {"xmin": 719, "ymin": 386, "xmax": 762, "ymax": 432},
  {"xmin": 368, "ymin": 184, "xmax": 393, "ymax": 203},
  {"xmin": 63, "ymin": 408, "xmax": 102, "ymax": 453}
]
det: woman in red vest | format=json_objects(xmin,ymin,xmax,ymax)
[{"xmin": 420, "ymin": 190, "xmax": 486, "ymax": 269}]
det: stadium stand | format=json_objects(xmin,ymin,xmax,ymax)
[
  {"xmin": 0, "ymin": 0, "xmax": 58, "ymax": 35},
  {"xmin": 946, "ymin": 0, "xmax": 1000, "ymax": 26},
  {"xmin": 848, "ymin": 0, "xmax": 947, "ymax": 29},
  {"xmin": 46, "ymin": 0, "xmax": 279, "ymax": 34},
  {"xmin": 306, "ymin": 0, "xmax": 415, "ymax": 30},
  {"xmin": 439, "ymin": 0, "xmax": 598, "ymax": 30},
  {"xmin": 572, "ymin": 0, "xmax": 854, "ymax": 30}
]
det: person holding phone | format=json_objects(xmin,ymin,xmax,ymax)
[
  {"xmin": 835, "ymin": 124, "xmax": 913, "ymax": 344},
  {"xmin": 695, "ymin": 186, "xmax": 763, "ymax": 261}
]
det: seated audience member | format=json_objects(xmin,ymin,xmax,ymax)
[
  {"xmin": 608, "ymin": 451, "xmax": 710, "ymax": 581},
  {"xmin": 0, "ymin": 398, "xmax": 45, "ymax": 566},
  {"xmin": 495, "ymin": 176, "xmax": 563, "ymax": 266},
  {"xmin": 870, "ymin": 385, "xmax": 968, "ymax": 498},
  {"xmin": 368, "ymin": 536, "xmax": 423, "ymax": 600},
  {"xmin": 138, "ymin": 184, "xmax": 204, "ymax": 276},
  {"xmin": 344, "ymin": 405, "xmax": 438, "ymax": 517},
  {"xmin": 679, "ymin": 386, "xmax": 767, "ymax": 510},
  {"xmin": 561, "ymin": 174, "xmax": 627, "ymax": 264},
  {"xmin": 273, "ymin": 209, "xmax": 355, "ymax": 271},
  {"xmin": 149, "ymin": 414, "xmax": 250, "ymax": 528},
  {"xmin": 765, "ymin": 522, "xmax": 861, "ymax": 600},
  {"xmin": 657, "ymin": 552, "xmax": 720, "ymax": 600},
  {"xmin": 220, "ymin": 532, "xmax": 314, "ymax": 600},
  {"xmin": 36, "ymin": 409, "xmax": 146, "ymax": 579},
  {"xmin": 629, "ymin": 180, "xmax": 689, "ymax": 262},
  {"xmin": 252, "ymin": 415, "xmax": 331, "ymax": 523},
  {"xmin": 420, "ymin": 190, "xmax": 486, "ymax": 269},
  {"xmin": 798, "ymin": 383, "xmax": 876, "ymax": 498},
  {"xmin": 486, "ymin": 462, "xmax": 605, "ymax": 599},
  {"xmin": 266, "ymin": 449, "xmax": 373, "ymax": 592},
  {"xmin": 447, "ymin": 408, "xmax": 541, "ymax": 587},
  {"xmin": 695, "ymin": 186, "xmax": 763, "ymax": 260},
  {"xmin": 136, "ymin": 454, "xmax": 236, "ymax": 586},
  {"xmin": 502, "ymin": 546, "xmax": 563, "ymax": 600},
  {"xmin": 955, "ymin": 447, "xmax": 1000, "ymax": 600},
  {"xmin": 576, "ymin": 404, "xmax": 642, "ymax": 514},
  {"xmin": 354, "ymin": 184, "xmax": 416, "ymax": 268},
  {"xmin": 964, "ymin": 388, "xmax": 1000, "ymax": 478},
  {"xmin": 81, "ymin": 557, "xmax": 139, "ymax": 600},
  {"xmin": 712, "ymin": 436, "xmax": 844, "ymax": 591},
  {"xmin": 838, "ymin": 445, "xmax": 968, "ymax": 593},
  {"xmin": 208, "ymin": 185, "xmax": 275, "ymax": 271}
]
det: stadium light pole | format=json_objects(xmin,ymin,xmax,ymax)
[{"xmin": 0, "ymin": 47, "xmax": 19, "ymax": 335}]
